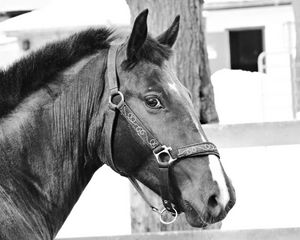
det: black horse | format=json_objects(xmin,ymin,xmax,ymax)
[{"xmin": 0, "ymin": 10, "xmax": 235, "ymax": 240}]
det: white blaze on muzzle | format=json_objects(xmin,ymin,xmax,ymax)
[{"xmin": 208, "ymin": 155, "xmax": 230, "ymax": 208}]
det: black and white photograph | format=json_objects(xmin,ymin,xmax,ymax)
[{"xmin": 0, "ymin": 0, "xmax": 299, "ymax": 239}]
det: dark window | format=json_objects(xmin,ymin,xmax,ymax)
[{"xmin": 229, "ymin": 29, "xmax": 264, "ymax": 72}]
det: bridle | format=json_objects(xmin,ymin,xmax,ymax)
[{"xmin": 105, "ymin": 44, "xmax": 220, "ymax": 224}]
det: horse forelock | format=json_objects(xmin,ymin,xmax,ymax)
[{"xmin": 123, "ymin": 36, "xmax": 173, "ymax": 69}]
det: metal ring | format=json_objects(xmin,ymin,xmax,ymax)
[
  {"xmin": 159, "ymin": 208, "xmax": 178, "ymax": 225},
  {"xmin": 109, "ymin": 91, "xmax": 124, "ymax": 109}
]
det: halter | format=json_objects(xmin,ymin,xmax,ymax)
[{"xmin": 106, "ymin": 45, "xmax": 220, "ymax": 224}]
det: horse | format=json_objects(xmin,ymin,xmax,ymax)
[{"xmin": 0, "ymin": 9, "xmax": 235, "ymax": 240}]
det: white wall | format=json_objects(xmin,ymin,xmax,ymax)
[
  {"xmin": 205, "ymin": 5, "xmax": 294, "ymax": 51},
  {"xmin": 205, "ymin": 5, "xmax": 295, "ymax": 72},
  {"xmin": 212, "ymin": 69, "xmax": 294, "ymax": 123},
  {"xmin": 206, "ymin": 5, "xmax": 296, "ymax": 122}
]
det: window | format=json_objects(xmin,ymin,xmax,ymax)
[{"xmin": 229, "ymin": 28, "xmax": 264, "ymax": 72}]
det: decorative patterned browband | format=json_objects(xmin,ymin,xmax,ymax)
[{"xmin": 117, "ymin": 99, "xmax": 220, "ymax": 160}]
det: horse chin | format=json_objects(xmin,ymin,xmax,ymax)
[
  {"xmin": 181, "ymin": 200, "xmax": 211, "ymax": 228},
  {"xmin": 185, "ymin": 214, "xmax": 208, "ymax": 228}
]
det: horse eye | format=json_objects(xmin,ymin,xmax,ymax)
[{"xmin": 145, "ymin": 97, "xmax": 163, "ymax": 109}]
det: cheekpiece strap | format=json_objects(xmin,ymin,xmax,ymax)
[
  {"xmin": 105, "ymin": 44, "xmax": 123, "ymax": 175},
  {"xmin": 159, "ymin": 167, "xmax": 176, "ymax": 214},
  {"xmin": 117, "ymin": 100, "xmax": 162, "ymax": 150},
  {"xmin": 107, "ymin": 45, "xmax": 119, "ymax": 94}
]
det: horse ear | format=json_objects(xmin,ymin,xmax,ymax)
[
  {"xmin": 127, "ymin": 9, "xmax": 148, "ymax": 60},
  {"xmin": 156, "ymin": 15, "xmax": 180, "ymax": 48}
]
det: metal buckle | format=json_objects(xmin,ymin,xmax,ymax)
[
  {"xmin": 153, "ymin": 145, "xmax": 177, "ymax": 168},
  {"xmin": 109, "ymin": 91, "xmax": 124, "ymax": 109}
]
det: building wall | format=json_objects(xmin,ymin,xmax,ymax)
[
  {"xmin": 205, "ymin": 5, "xmax": 295, "ymax": 73},
  {"xmin": 204, "ymin": 4, "xmax": 296, "ymax": 123}
]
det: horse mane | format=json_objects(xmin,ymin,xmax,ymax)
[
  {"xmin": 0, "ymin": 27, "xmax": 172, "ymax": 118},
  {"xmin": 0, "ymin": 28, "xmax": 114, "ymax": 117}
]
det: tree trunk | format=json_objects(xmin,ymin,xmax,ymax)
[
  {"xmin": 125, "ymin": 0, "xmax": 219, "ymax": 123},
  {"xmin": 293, "ymin": 0, "xmax": 300, "ymax": 112},
  {"xmin": 125, "ymin": 0, "xmax": 221, "ymax": 233}
]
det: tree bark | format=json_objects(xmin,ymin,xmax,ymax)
[
  {"xmin": 125, "ymin": 0, "xmax": 219, "ymax": 123},
  {"xmin": 293, "ymin": 0, "xmax": 300, "ymax": 112},
  {"xmin": 126, "ymin": 0, "xmax": 221, "ymax": 233}
]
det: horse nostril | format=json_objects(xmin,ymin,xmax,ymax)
[
  {"xmin": 207, "ymin": 194, "xmax": 222, "ymax": 217},
  {"xmin": 207, "ymin": 194, "xmax": 218, "ymax": 208}
]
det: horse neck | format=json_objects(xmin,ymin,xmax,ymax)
[
  {"xmin": 43, "ymin": 52, "xmax": 109, "ymax": 235},
  {"xmin": 0, "ymin": 51, "xmax": 108, "ymax": 239}
]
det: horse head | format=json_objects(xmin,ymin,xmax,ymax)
[{"xmin": 102, "ymin": 9, "xmax": 235, "ymax": 227}]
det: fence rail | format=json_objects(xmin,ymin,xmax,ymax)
[
  {"xmin": 203, "ymin": 120, "xmax": 300, "ymax": 148},
  {"xmin": 57, "ymin": 227, "xmax": 300, "ymax": 240}
]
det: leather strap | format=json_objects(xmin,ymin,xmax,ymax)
[
  {"xmin": 117, "ymin": 102, "xmax": 175, "ymax": 212},
  {"xmin": 159, "ymin": 167, "xmax": 175, "ymax": 214},
  {"xmin": 107, "ymin": 45, "xmax": 119, "ymax": 94},
  {"xmin": 129, "ymin": 177, "xmax": 160, "ymax": 213},
  {"xmin": 105, "ymin": 44, "xmax": 125, "ymax": 175},
  {"xmin": 118, "ymin": 102, "xmax": 161, "ymax": 150},
  {"xmin": 176, "ymin": 142, "xmax": 219, "ymax": 159}
]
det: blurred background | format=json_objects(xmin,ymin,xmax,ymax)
[{"xmin": 0, "ymin": 0, "xmax": 299, "ymax": 238}]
